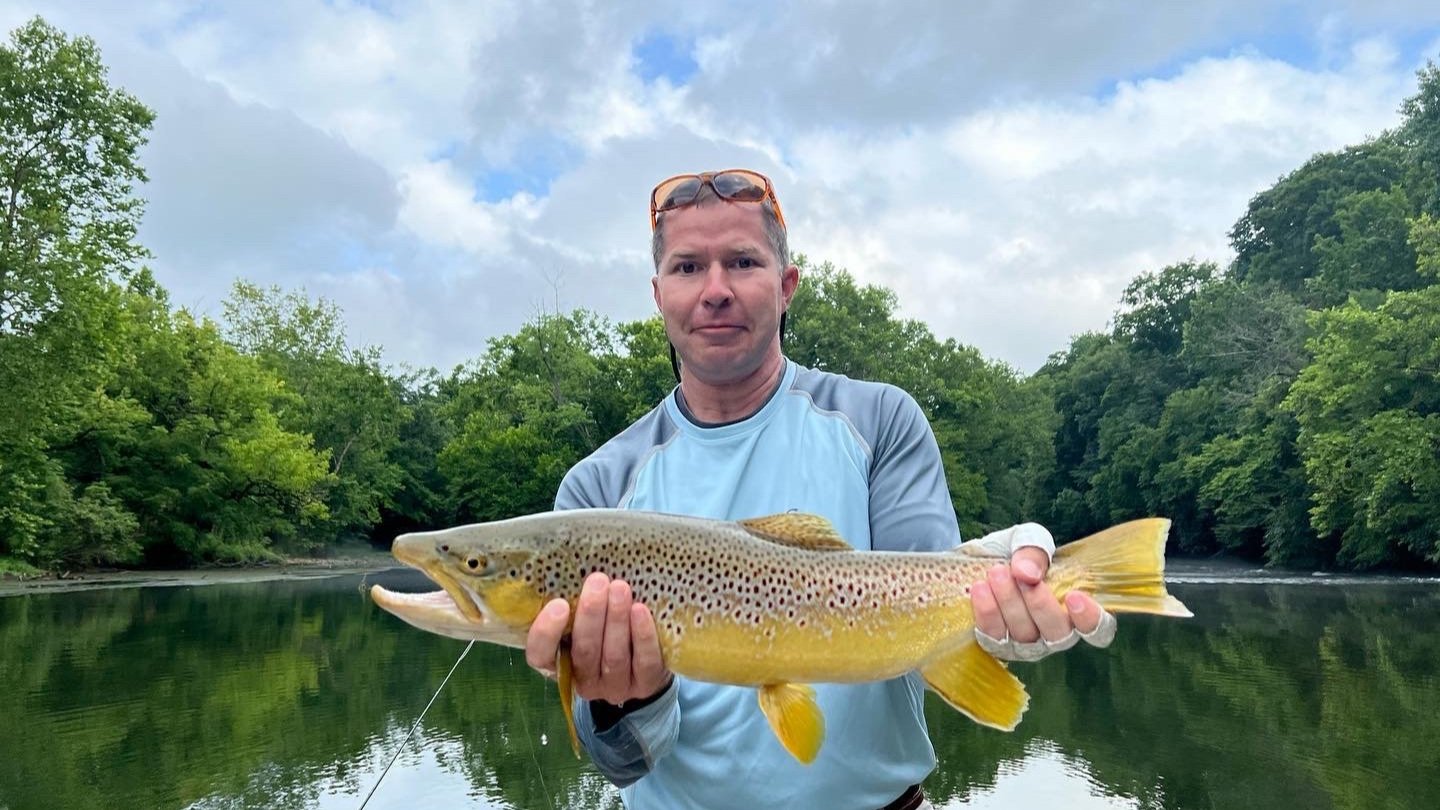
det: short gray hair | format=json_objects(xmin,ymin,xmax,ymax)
[{"xmin": 650, "ymin": 183, "xmax": 789, "ymax": 271}]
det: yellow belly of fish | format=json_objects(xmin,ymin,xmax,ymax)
[{"xmin": 660, "ymin": 599, "xmax": 974, "ymax": 684}]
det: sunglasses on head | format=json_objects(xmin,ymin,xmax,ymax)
[{"xmin": 650, "ymin": 169, "xmax": 787, "ymax": 231}]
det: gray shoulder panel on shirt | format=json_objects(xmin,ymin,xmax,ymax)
[
  {"xmin": 788, "ymin": 365, "xmax": 911, "ymax": 468},
  {"xmin": 555, "ymin": 401, "xmax": 678, "ymax": 510}
]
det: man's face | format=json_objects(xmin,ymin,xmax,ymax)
[{"xmin": 651, "ymin": 202, "xmax": 798, "ymax": 387}]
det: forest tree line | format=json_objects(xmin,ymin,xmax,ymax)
[{"xmin": 2, "ymin": 17, "xmax": 1437, "ymax": 573}]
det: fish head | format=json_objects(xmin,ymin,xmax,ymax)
[{"xmin": 371, "ymin": 517, "xmax": 559, "ymax": 647}]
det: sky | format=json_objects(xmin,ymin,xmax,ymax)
[{"xmin": 5, "ymin": 1, "xmax": 1440, "ymax": 374}]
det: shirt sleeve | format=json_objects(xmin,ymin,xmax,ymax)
[
  {"xmin": 554, "ymin": 460, "xmax": 683, "ymax": 787},
  {"xmin": 867, "ymin": 387, "xmax": 964, "ymax": 553},
  {"xmin": 865, "ymin": 387, "xmax": 1053, "ymax": 561},
  {"xmin": 957, "ymin": 522, "xmax": 1056, "ymax": 559},
  {"xmin": 572, "ymin": 682, "xmax": 681, "ymax": 787}
]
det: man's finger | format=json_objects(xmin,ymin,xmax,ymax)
[
  {"xmin": 599, "ymin": 579, "xmax": 634, "ymax": 701},
  {"xmin": 987, "ymin": 564, "xmax": 1041, "ymax": 643},
  {"xmin": 569, "ymin": 572, "xmax": 611, "ymax": 677},
  {"xmin": 971, "ymin": 579, "xmax": 1006, "ymax": 639},
  {"xmin": 525, "ymin": 598, "xmax": 570, "ymax": 676},
  {"xmin": 1019, "ymin": 579, "xmax": 1072, "ymax": 643},
  {"xmin": 630, "ymin": 602, "xmax": 671, "ymax": 697},
  {"xmin": 1010, "ymin": 547, "xmax": 1049, "ymax": 585},
  {"xmin": 1065, "ymin": 591, "xmax": 1105, "ymax": 635}
]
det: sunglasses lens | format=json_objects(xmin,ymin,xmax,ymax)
[
  {"xmin": 655, "ymin": 177, "xmax": 703, "ymax": 211},
  {"xmin": 712, "ymin": 171, "xmax": 767, "ymax": 202}
]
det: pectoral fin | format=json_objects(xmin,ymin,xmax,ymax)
[
  {"xmin": 757, "ymin": 683, "xmax": 825, "ymax": 764},
  {"xmin": 556, "ymin": 643, "xmax": 581, "ymax": 757},
  {"xmin": 920, "ymin": 636, "xmax": 1030, "ymax": 731}
]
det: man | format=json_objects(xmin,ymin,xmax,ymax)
[{"xmin": 526, "ymin": 169, "xmax": 1114, "ymax": 809}]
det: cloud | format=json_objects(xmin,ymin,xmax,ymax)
[
  {"xmin": 2, "ymin": 1, "xmax": 1438, "ymax": 374},
  {"xmin": 784, "ymin": 47, "xmax": 1417, "ymax": 367},
  {"xmin": 100, "ymin": 46, "xmax": 401, "ymax": 319}
]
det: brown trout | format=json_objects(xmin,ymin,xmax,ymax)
[{"xmin": 370, "ymin": 509, "xmax": 1191, "ymax": 763}]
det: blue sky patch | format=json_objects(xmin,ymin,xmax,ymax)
[
  {"xmin": 1094, "ymin": 24, "xmax": 1440, "ymax": 100},
  {"xmin": 633, "ymin": 30, "xmax": 699, "ymax": 86},
  {"xmin": 472, "ymin": 137, "xmax": 576, "ymax": 202}
]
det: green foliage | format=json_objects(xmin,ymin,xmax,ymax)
[
  {"xmin": 0, "ymin": 17, "xmax": 153, "ymax": 334},
  {"xmin": 223, "ymin": 281, "xmax": 409, "ymax": 545},
  {"xmin": 69, "ymin": 294, "xmax": 332, "ymax": 564},
  {"xmin": 438, "ymin": 309, "xmax": 668, "ymax": 522},
  {"xmin": 5, "ymin": 14, "xmax": 1440, "ymax": 572},
  {"xmin": 1285, "ymin": 271, "xmax": 1440, "ymax": 567},
  {"xmin": 788, "ymin": 259, "xmax": 1055, "ymax": 535},
  {"xmin": 40, "ymin": 481, "xmax": 141, "ymax": 568},
  {"xmin": 1115, "ymin": 259, "xmax": 1219, "ymax": 355},
  {"xmin": 1399, "ymin": 61, "xmax": 1440, "ymax": 214},
  {"xmin": 1309, "ymin": 187, "xmax": 1420, "ymax": 306},
  {"xmin": 1230, "ymin": 139, "xmax": 1411, "ymax": 292},
  {"xmin": 1036, "ymin": 60, "xmax": 1440, "ymax": 570},
  {"xmin": 0, "ymin": 18, "xmax": 153, "ymax": 564}
]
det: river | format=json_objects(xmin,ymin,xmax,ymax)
[{"xmin": 1, "ymin": 566, "xmax": 1435, "ymax": 809}]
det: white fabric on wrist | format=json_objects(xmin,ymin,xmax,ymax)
[
  {"xmin": 974, "ymin": 607, "xmax": 1117, "ymax": 662},
  {"xmin": 963, "ymin": 522, "xmax": 1056, "ymax": 560}
]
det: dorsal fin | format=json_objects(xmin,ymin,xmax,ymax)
[{"xmin": 739, "ymin": 513, "xmax": 853, "ymax": 551}]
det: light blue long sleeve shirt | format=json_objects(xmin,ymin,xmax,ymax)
[{"xmin": 555, "ymin": 361, "xmax": 971, "ymax": 810}]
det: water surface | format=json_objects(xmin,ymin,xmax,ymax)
[{"xmin": 1, "ymin": 569, "xmax": 1435, "ymax": 809}]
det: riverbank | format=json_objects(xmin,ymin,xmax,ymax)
[
  {"xmin": 0, "ymin": 549, "xmax": 403, "ymax": 597},
  {"xmin": 5, "ymin": 551, "xmax": 1433, "ymax": 599}
]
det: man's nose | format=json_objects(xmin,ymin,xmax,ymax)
[{"xmin": 700, "ymin": 263, "xmax": 733, "ymax": 306}]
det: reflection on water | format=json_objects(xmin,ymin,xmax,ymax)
[
  {"xmin": 939, "ymin": 743, "xmax": 1137, "ymax": 809},
  {"xmin": 1, "ymin": 570, "xmax": 1437, "ymax": 809}
]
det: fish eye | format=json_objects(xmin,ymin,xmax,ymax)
[{"xmin": 466, "ymin": 555, "xmax": 484, "ymax": 571}]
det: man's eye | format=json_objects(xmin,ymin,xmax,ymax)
[
  {"xmin": 675, "ymin": 262, "xmax": 699, "ymax": 274},
  {"xmin": 733, "ymin": 256, "xmax": 756, "ymax": 269}
]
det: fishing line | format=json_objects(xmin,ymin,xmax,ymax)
[
  {"xmin": 514, "ymin": 665, "xmax": 557, "ymax": 810},
  {"xmin": 358, "ymin": 640, "xmax": 474, "ymax": 810}
]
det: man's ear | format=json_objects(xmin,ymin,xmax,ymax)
[
  {"xmin": 652, "ymin": 273, "xmax": 662, "ymax": 310},
  {"xmin": 781, "ymin": 263, "xmax": 800, "ymax": 308}
]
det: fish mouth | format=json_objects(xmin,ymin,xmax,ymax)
[
  {"xmin": 417, "ymin": 562, "xmax": 487, "ymax": 624},
  {"xmin": 370, "ymin": 582, "xmax": 526, "ymax": 648},
  {"xmin": 370, "ymin": 530, "xmax": 494, "ymax": 638}
]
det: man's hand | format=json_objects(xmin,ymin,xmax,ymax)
[
  {"xmin": 525, "ymin": 571, "xmax": 673, "ymax": 705},
  {"xmin": 970, "ymin": 546, "xmax": 1116, "ymax": 661}
]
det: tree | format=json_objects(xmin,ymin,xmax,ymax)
[
  {"xmin": 1309, "ymin": 187, "xmax": 1421, "ymax": 307},
  {"xmin": 0, "ymin": 17, "xmax": 152, "ymax": 335},
  {"xmin": 787, "ymin": 259, "xmax": 1054, "ymax": 536},
  {"xmin": 1230, "ymin": 139, "xmax": 1411, "ymax": 291},
  {"xmin": 222, "ymin": 281, "xmax": 409, "ymax": 545},
  {"xmin": 0, "ymin": 18, "xmax": 153, "ymax": 562},
  {"xmin": 62, "ymin": 291, "xmax": 333, "ymax": 564},
  {"xmin": 440, "ymin": 310, "xmax": 622, "ymax": 522},
  {"xmin": 1114, "ymin": 259, "xmax": 1219, "ymax": 356},
  {"xmin": 1281, "ymin": 216, "xmax": 1440, "ymax": 567},
  {"xmin": 1398, "ymin": 61, "xmax": 1440, "ymax": 214}
]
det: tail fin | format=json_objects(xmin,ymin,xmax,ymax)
[{"xmin": 1049, "ymin": 519, "xmax": 1192, "ymax": 618}]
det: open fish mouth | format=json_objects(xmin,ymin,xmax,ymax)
[
  {"xmin": 370, "ymin": 574, "xmax": 528, "ymax": 648},
  {"xmin": 376, "ymin": 530, "xmax": 489, "ymax": 624},
  {"xmin": 372, "ymin": 557, "xmax": 486, "ymax": 624},
  {"xmin": 420, "ymin": 564, "xmax": 486, "ymax": 623},
  {"xmin": 370, "ymin": 585, "xmax": 465, "ymax": 617},
  {"xmin": 369, "ymin": 530, "xmax": 511, "ymax": 644}
]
